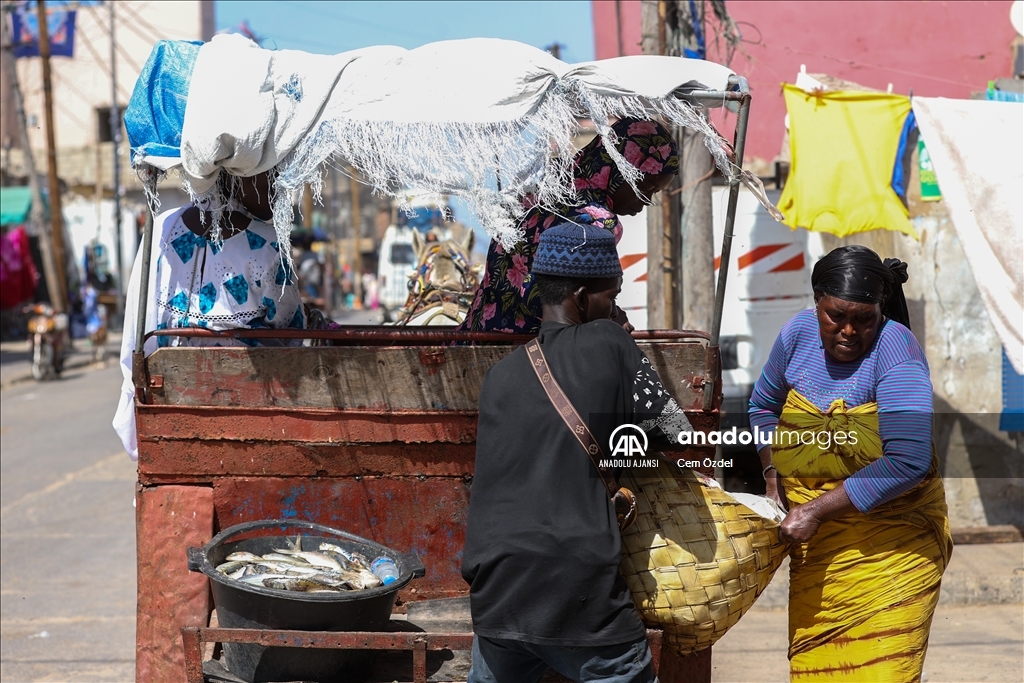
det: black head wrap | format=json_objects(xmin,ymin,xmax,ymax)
[{"xmin": 811, "ymin": 245, "xmax": 911, "ymax": 329}]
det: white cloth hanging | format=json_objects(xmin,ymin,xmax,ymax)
[
  {"xmin": 912, "ymin": 97, "xmax": 1024, "ymax": 373},
  {"xmin": 160, "ymin": 35, "xmax": 744, "ymax": 254}
]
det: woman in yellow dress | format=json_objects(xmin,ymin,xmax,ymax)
[{"xmin": 749, "ymin": 245, "xmax": 952, "ymax": 682}]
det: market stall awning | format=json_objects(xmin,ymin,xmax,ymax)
[{"xmin": 0, "ymin": 186, "xmax": 32, "ymax": 225}]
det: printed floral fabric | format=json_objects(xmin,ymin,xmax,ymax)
[{"xmin": 461, "ymin": 118, "xmax": 678, "ymax": 333}]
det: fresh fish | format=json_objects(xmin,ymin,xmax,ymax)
[
  {"xmin": 262, "ymin": 553, "xmax": 314, "ymax": 566},
  {"xmin": 272, "ymin": 550, "xmax": 343, "ymax": 572},
  {"xmin": 317, "ymin": 550, "xmax": 352, "ymax": 571},
  {"xmin": 280, "ymin": 566, "xmax": 322, "ymax": 577},
  {"xmin": 254, "ymin": 560, "xmax": 312, "ymax": 574},
  {"xmin": 313, "ymin": 569, "xmax": 380, "ymax": 590},
  {"xmin": 225, "ymin": 551, "xmax": 263, "ymax": 562},
  {"xmin": 217, "ymin": 542, "xmax": 384, "ymax": 593},
  {"xmin": 263, "ymin": 577, "xmax": 342, "ymax": 592},
  {"xmin": 318, "ymin": 543, "xmax": 369, "ymax": 570},
  {"xmin": 357, "ymin": 569, "xmax": 383, "ymax": 588},
  {"xmin": 238, "ymin": 573, "xmax": 290, "ymax": 585}
]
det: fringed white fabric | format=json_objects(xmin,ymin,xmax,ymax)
[{"xmin": 143, "ymin": 35, "xmax": 745, "ymax": 265}]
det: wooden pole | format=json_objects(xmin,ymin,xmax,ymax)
[
  {"xmin": 679, "ymin": 126, "xmax": 715, "ymax": 332},
  {"xmin": 641, "ymin": 0, "xmax": 673, "ymax": 329},
  {"xmin": 676, "ymin": 0, "xmax": 715, "ymax": 332},
  {"xmin": 302, "ymin": 183, "xmax": 313, "ymax": 228},
  {"xmin": 1, "ymin": 10, "xmax": 61, "ymax": 309},
  {"xmin": 36, "ymin": 0, "xmax": 68, "ymax": 313},
  {"xmin": 109, "ymin": 1, "xmax": 124, "ymax": 315},
  {"xmin": 349, "ymin": 166, "xmax": 363, "ymax": 307}
]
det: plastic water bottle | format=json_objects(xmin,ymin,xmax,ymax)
[{"xmin": 370, "ymin": 556, "xmax": 399, "ymax": 585}]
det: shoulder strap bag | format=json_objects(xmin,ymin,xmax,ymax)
[{"xmin": 525, "ymin": 338, "xmax": 638, "ymax": 532}]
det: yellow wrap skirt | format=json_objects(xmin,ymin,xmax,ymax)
[{"xmin": 773, "ymin": 390, "xmax": 952, "ymax": 682}]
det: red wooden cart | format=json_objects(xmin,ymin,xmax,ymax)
[{"xmin": 130, "ymin": 79, "xmax": 755, "ymax": 682}]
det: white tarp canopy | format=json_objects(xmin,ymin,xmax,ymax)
[
  {"xmin": 136, "ymin": 35, "xmax": 745, "ymax": 255},
  {"xmin": 912, "ymin": 97, "xmax": 1024, "ymax": 373}
]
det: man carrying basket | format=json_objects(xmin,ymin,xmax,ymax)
[{"xmin": 461, "ymin": 221, "xmax": 694, "ymax": 683}]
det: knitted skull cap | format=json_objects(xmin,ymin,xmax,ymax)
[{"xmin": 533, "ymin": 221, "xmax": 623, "ymax": 279}]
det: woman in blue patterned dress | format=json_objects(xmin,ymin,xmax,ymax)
[{"xmin": 459, "ymin": 118, "xmax": 679, "ymax": 333}]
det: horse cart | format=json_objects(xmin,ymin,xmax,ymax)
[{"xmin": 128, "ymin": 41, "xmax": 763, "ymax": 682}]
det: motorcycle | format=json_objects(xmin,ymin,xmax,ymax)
[{"xmin": 24, "ymin": 303, "xmax": 69, "ymax": 381}]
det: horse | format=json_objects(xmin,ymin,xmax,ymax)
[{"xmin": 394, "ymin": 228, "xmax": 478, "ymax": 326}]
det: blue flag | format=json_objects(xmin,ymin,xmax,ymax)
[{"xmin": 10, "ymin": 2, "xmax": 77, "ymax": 58}]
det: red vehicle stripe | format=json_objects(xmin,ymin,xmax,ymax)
[
  {"xmin": 737, "ymin": 243, "xmax": 788, "ymax": 270},
  {"xmin": 769, "ymin": 253, "xmax": 805, "ymax": 272},
  {"xmin": 620, "ymin": 253, "xmax": 645, "ymax": 270}
]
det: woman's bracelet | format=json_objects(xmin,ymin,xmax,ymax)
[{"xmin": 762, "ymin": 464, "xmax": 777, "ymax": 480}]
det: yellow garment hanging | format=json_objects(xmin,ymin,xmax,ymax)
[
  {"xmin": 779, "ymin": 85, "xmax": 917, "ymax": 239},
  {"xmin": 772, "ymin": 389, "xmax": 952, "ymax": 682}
]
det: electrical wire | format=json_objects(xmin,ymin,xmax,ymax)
[
  {"xmin": 49, "ymin": 71, "xmax": 94, "ymax": 132},
  {"xmin": 113, "ymin": 11, "xmax": 162, "ymax": 48},
  {"xmin": 76, "ymin": 9, "xmax": 131, "ymax": 101},
  {"xmin": 111, "ymin": 31, "xmax": 142, "ymax": 75},
  {"xmin": 287, "ymin": 1, "xmax": 435, "ymax": 42},
  {"xmin": 772, "ymin": 43, "xmax": 981, "ymax": 89},
  {"xmin": 116, "ymin": 2, "xmax": 171, "ymax": 42},
  {"xmin": 120, "ymin": 2, "xmax": 195, "ymax": 42}
]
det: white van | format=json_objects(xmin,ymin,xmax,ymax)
[
  {"xmin": 377, "ymin": 194, "xmax": 459, "ymax": 321},
  {"xmin": 377, "ymin": 225, "xmax": 417, "ymax": 321}
]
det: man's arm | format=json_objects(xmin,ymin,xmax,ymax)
[{"xmin": 633, "ymin": 355, "xmax": 692, "ymax": 450}]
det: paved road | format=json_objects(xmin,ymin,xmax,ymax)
[{"xmin": 1, "ymin": 362, "xmax": 136, "ymax": 682}]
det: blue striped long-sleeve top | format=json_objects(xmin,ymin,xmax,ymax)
[{"xmin": 749, "ymin": 308, "xmax": 933, "ymax": 512}]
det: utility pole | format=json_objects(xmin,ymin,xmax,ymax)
[
  {"xmin": 36, "ymin": 0, "xmax": 68, "ymax": 313},
  {"xmin": 640, "ymin": 0, "xmax": 676, "ymax": 329},
  {"xmin": 1, "ymin": 7, "xmax": 61, "ymax": 311},
  {"xmin": 349, "ymin": 166, "xmax": 363, "ymax": 308},
  {"xmin": 674, "ymin": 0, "xmax": 715, "ymax": 332},
  {"xmin": 302, "ymin": 183, "xmax": 314, "ymax": 228},
  {"xmin": 109, "ymin": 1, "xmax": 123, "ymax": 315},
  {"xmin": 325, "ymin": 168, "xmax": 339, "ymax": 314}
]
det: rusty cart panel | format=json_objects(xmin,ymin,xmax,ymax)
[{"xmin": 135, "ymin": 336, "xmax": 720, "ymax": 682}]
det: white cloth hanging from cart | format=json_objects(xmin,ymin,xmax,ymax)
[{"xmin": 146, "ymin": 35, "xmax": 747, "ymax": 253}]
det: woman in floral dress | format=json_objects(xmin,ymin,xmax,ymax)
[{"xmin": 460, "ymin": 118, "xmax": 679, "ymax": 333}]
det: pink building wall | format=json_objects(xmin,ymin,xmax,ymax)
[{"xmin": 593, "ymin": 1, "xmax": 1019, "ymax": 162}]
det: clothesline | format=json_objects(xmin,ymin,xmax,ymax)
[{"xmin": 775, "ymin": 44, "xmax": 982, "ymax": 90}]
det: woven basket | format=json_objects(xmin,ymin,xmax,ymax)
[{"xmin": 619, "ymin": 467, "xmax": 788, "ymax": 656}]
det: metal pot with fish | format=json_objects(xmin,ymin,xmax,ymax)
[{"xmin": 187, "ymin": 519, "xmax": 425, "ymax": 683}]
